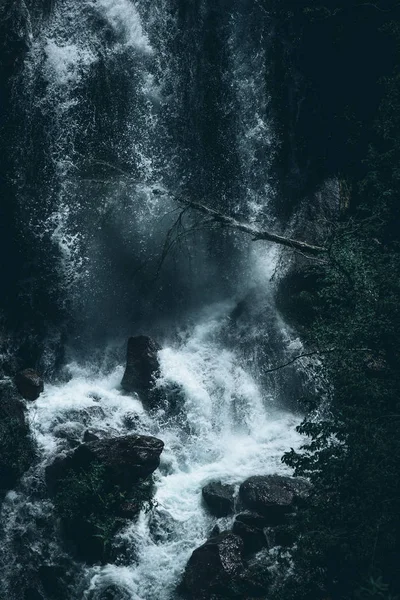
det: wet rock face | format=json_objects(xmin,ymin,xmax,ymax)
[
  {"xmin": 149, "ymin": 508, "xmax": 177, "ymax": 543},
  {"xmin": 232, "ymin": 513, "xmax": 268, "ymax": 555},
  {"xmin": 121, "ymin": 336, "xmax": 161, "ymax": 401},
  {"xmin": 182, "ymin": 532, "xmax": 245, "ymax": 599},
  {"xmin": 83, "ymin": 429, "xmax": 99, "ymax": 443},
  {"xmin": 45, "ymin": 434, "xmax": 163, "ymax": 563},
  {"xmin": 239, "ymin": 475, "xmax": 310, "ymax": 525},
  {"xmin": 202, "ymin": 481, "xmax": 235, "ymax": 517},
  {"xmin": 15, "ymin": 368, "xmax": 44, "ymax": 401},
  {"xmin": 45, "ymin": 434, "xmax": 164, "ymax": 494}
]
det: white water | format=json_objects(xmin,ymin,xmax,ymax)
[
  {"xmin": 18, "ymin": 306, "xmax": 302, "ymax": 599},
  {"xmin": 1, "ymin": 2, "xmax": 310, "ymax": 598}
]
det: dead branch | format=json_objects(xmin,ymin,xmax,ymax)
[
  {"xmin": 264, "ymin": 347, "xmax": 371, "ymax": 373},
  {"xmin": 264, "ymin": 350, "xmax": 333, "ymax": 373},
  {"xmin": 172, "ymin": 195, "xmax": 327, "ymax": 256}
]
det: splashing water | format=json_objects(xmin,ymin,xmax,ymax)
[
  {"xmin": 0, "ymin": 2, "xmax": 312, "ymax": 598},
  {"xmin": 91, "ymin": 0, "xmax": 153, "ymax": 54},
  {"xmin": 0, "ymin": 306, "xmax": 302, "ymax": 599}
]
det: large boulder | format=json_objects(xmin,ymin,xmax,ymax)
[
  {"xmin": 83, "ymin": 429, "xmax": 99, "ymax": 443},
  {"xmin": 15, "ymin": 368, "xmax": 44, "ymax": 401},
  {"xmin": 120, "ymin": 336, "xmax": 160, "ymax": 401},
  {"xmin": 232, "ymin": 513, "xmax": 268, "ymax": 555},
  {"xmin": 181, "ymin": 532, "xmax": 245, "ymax": 599},
  {"xmin": 202, "ymin": 481, "xmax": 235, "ymax": 517},
  {"xmin": 46, "ymin": 434, "xmax": 163, "ymax": 563},
  {"xmin": 239, "ymin": 475, "xmax": 310, "ymax": 525},
  {"xmin": 45, "ymin": 434, "xmax": 164, "ymax": 495}
]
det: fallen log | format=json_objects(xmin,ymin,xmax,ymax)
[{"xmin": 175, "ymin": 196, "xmax": 327, "ymax": 255}]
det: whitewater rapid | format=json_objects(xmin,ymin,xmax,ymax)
[{"xmin": 16, "ymin": 307, "xmax": 302, "ymax": 599}]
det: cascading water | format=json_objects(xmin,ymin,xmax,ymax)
[{"xmin": 0, "ymin": 1, "xmax": 313, "ymax": 598}]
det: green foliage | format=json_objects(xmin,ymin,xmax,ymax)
[
  {"xmin": 356, "ymin": 577, "xmax": 399, "ymax": 600},
  {"xmin": 271, "ymin": 6, "xmax": 400, "ymax": 598},
  {"xmin": 53, "ymin": 462, "xmax": 155, "ymax": 561},
  {"xmin": 55, "ymin": 462, "xmax": 123, "ymax": 548},
  {"xmin": 276, "ymin": 213, "xmax": 400, "ymax": 598}
]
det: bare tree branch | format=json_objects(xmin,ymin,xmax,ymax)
[
  {"xmin": 264, "ymin": 347, "xmax": 372, "ymax": 373},
  {"xmin": 264, "ymin": 350, "xmax": 333, "ymax": 373},
  {"xmin": 155, "ymin": 207, "xmax": 213, "ymax": 277},
  {"xmin": 169, "ymin": 195, "xmax": 327, "ymax": 256},
  {"xmin": 356, "ymin": 2, "xmax": 400, "ymax": 12}
]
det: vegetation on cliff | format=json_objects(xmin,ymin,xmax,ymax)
[{"xmin": 272, "ymin": 2, "xmax": 400, "ymax": 598}]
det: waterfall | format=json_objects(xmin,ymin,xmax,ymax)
[{"xmin": 0, "ymin": 1, "xmax": 311, "ymax": 598}]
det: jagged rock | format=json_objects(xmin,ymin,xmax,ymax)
[
  {"xmin": 122, "ymin": 412, "xmax": 141, "ymax": 430},
  {"xmin": 53, "ymin": 422, "xmax": 85, "ymax": 447},
  {"xmin": 83, "ymin": 429, "xmax": 99, "ymax": 442},
  {"xmin": 209, "ymin": 524, "xmax": 221, "ymax": 538},
  {"xmin": 45, "ymin": 434, "xmax": 164, "ymax": 495},
  {"xmin": 15, "ymin": 368, "xmax": 44, "ymax": 401},
  {"xmin": 239, "ymin": 475, "xmax": 310, "ymax": 525},
  {"xmin": 121, "ymin": 336, "xmax": 161, "ymax": 401},
  {"xmin": 181, "ymin": 532, "xmax": 245, "ymax": 599},
  {"xmin": 232, "ymin": 513, "xmax": 268, "ymax": 555},
  {"xmin": 202, "ymin": 481, "xmax": 235, "ymax": 517},
  {"xmin": 149, "ymin": 508, "xmax": 177, "ymax": 543},
  {"xmin": 46, "ymin": 435, "xmax": 163, "ymax": 563}
]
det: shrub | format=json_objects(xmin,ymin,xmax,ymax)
[{"xmin": 53, "ymin": 462, "xmax": 154, "ymax": 562}]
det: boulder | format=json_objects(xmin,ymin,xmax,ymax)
[
  {"xmin": 232, "ymin": 513, "xmax": 268, "ymax": 555},
  {"xmin": 121, "ymin": 336, "xmax": 160, "ymax": 400},
  {"xmin": 181, "ymin": 532, "xmax": 245, "ymax": 599},
  {"xmin": 122, "ymin": 412, "xmax": 142, "ymax": 431},
  {"xmin": 149, "ymin": 508, "xmax": 177, "ymax": 543},
  {"xmin": 209, "ymin": 524, "xmax": 221, "ymax": 538},
  {"xmin": 15, "ymin": 368, "xmax": 44, "ymax": 401},
  {"xmin": 53, "ymin": 422, "xmax": 84, "ymax": 447},
  {"xmin": 45, "ymin": 434, "xmax": 164, "ymax": 495},
  {"xmin": 46, "ymin": 435, "xmax": 163, "ymax": 563},
  {"xmin": 83, "ymin": 429, "xmax": 99, "ymax": 443},
  {"xmin": 239, "ymin": 475, "xmax": 310, "ymax": 525},
  {"xmin": 202, "ymin": 481, "xmax": 235, "ymax": 517}
]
